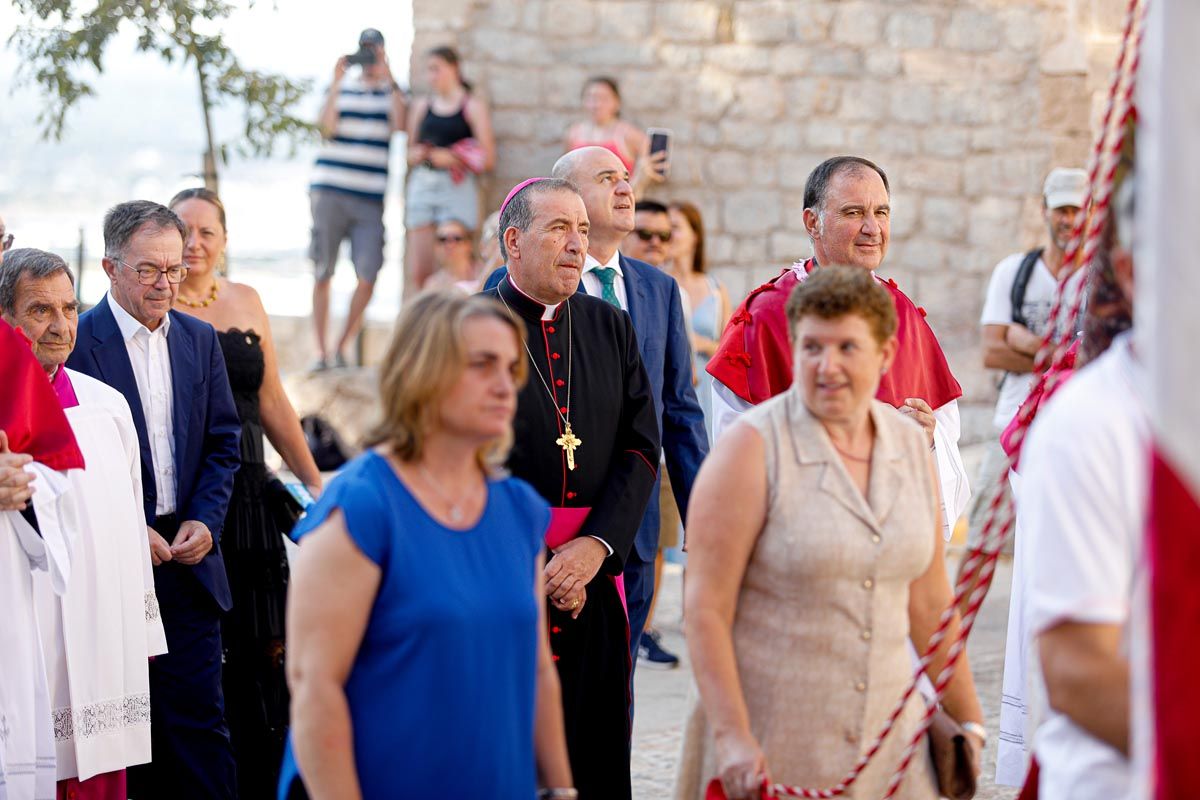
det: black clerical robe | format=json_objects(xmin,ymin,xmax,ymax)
[{"xmin": 486, "ymin": 276, "xmax": 660, "ymax": 800}]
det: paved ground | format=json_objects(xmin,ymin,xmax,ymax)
[{"xmin": 631, "ymin": 553, "xmax": 1020, "ymax": 799}]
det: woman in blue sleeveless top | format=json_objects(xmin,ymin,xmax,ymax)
[
  {"xmin": 280, "ymin": 292, "xmax": 574, "ymax": 799},
  {"xmin": 669, "ymin": 202, "xmax": 730, "ymax": 445}
]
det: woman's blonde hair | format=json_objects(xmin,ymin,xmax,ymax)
[{"xmin": 366, "ymin": 291, "xmax": 528, "ymax": 472}]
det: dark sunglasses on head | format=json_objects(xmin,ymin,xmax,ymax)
[
  {"xmin": 437, "ymin": 234, "xmax": 469, "ymax": 244},
  {"xmin": 634, "ymin": 229, "xmax": 672, "ymax": 243}
]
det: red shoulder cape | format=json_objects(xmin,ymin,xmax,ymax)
[
  {"xmin": 706, "ymin": 262, "xmax": 962, "ymax": 410},
  {"xmin": 0, "ymin": 319, "xmax": 85, "ymax": 471}
]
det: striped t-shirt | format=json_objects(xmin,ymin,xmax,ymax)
[{"xmin": 310, "ymin": 76, "xmax": 394, "ymax": 202}]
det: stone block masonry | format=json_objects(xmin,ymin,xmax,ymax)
[{"xmin": 411, "ymin": 0, "xmax": 1123, "ymax": 442}]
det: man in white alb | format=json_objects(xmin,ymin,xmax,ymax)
[{"xmin": 2, "ymin": 248, "xmax": 168, "ymax": 797}]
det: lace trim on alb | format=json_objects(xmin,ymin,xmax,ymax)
[
  {"xmin": 52, "ymin": 693, "xmax": 151, "ymax": 741},
  {"xmin": 145, "ymin": 590, "xmax": 161, "ymax": 622}
]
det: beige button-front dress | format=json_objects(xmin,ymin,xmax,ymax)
[{"xmin": 675, "ymin": 389, "xmax": 939, "ymax": 800}]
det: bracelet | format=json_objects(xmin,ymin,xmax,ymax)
[
  {"xmin": 537, "ymin": 789, "xmax": 578, "ymax": 800},
  {"xmin": 961, "ymin": 721, "xmax": 987, "ymax": 745}
]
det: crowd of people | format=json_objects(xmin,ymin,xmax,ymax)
[{"xmin": 0, "ymin": 24, "xmax": 1153, "ymax": 800}]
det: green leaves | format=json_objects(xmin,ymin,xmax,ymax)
[{"xmin": 8, "ymin": 0, "xmax": 318, "ymax": 184}]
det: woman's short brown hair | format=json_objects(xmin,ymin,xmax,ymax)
[
  {"xmin": 785, "ymin": 265, "xmax": 897, "ymax": 344},
  {"xmin": 366, "ymin": 291, "xmax": 527, "ymax": 471}
]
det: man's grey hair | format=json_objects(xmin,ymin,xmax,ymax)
[
  {"xmin": 497, "ymin": 178, "xmax": 579, "ymax": 261},
  {"xmin": 103, "ymin": 200, "xmax": 187, "ymax": 261},
  {"xmin": 0, "ymin": 248, "xmax": 74, "ymax": 316}
]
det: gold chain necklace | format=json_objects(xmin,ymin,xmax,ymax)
[
  {"xmin": 177, "ymin": 280, "xmax": 219, "ymax": 309},
  {"xmin": 498, "ymin": 292, "xmax": 582, "ymax": 470}
]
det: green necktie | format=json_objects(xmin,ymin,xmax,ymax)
[{"xmin": 592, "ymin": 267, "xmax": 622, "ymax": 309}]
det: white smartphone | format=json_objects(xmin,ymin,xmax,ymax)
[{"xmin": 646, "ymin": 127, "xmax": 672, "ymax": 177}]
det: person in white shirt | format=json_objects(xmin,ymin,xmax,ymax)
[
  {"xmin": 0, "ymin": 316, "xmax": 83, "ymax": 800},
  {"xmin": 1020, "ymin": 182, "xmax": 1141, "ymax": 799},
  {"xmin": 1, "ymin": 248, "xmax": 169, "ymax": 797},
  {"xmin": 962, "ymin": 169, "xmax": 1086, "ymax": 574},
  {"xmin": 67, "ymin": 201, "xmax": 242, "ymax": 799}
]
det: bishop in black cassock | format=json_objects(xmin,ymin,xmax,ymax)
[{"xmin": 483, "ymin": 178, "xmax": 659, "ymax": 800}]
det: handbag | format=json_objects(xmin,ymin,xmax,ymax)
[{"xmin": 928, "ymin": 708, "xmax": 977, "ymax": 800}]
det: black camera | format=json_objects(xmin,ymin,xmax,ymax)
[{"xmin": 346, "ymin": 45, "xmax": 377, "ymax": 66}]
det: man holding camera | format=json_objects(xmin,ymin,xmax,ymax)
[{"xmin": 309, "ymin": 28, "xmax": 406, "ymax": 371}]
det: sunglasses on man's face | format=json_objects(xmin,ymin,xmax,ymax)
[
  {"xmin": 437, "ymin": 234, "xmax": 469, "ymax": 244},
  {"xmin": 634, "ymin": 229, "xmax": 672, "ymax": 243}
]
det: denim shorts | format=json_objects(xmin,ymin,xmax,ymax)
[{"xmin": 405, "ymin": 166, "xmax": 479, "ymax": 229}]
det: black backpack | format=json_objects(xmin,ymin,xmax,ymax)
[{"xmin": 1010, "ymin": 248, "xmax": 1044, "ymax": 328}]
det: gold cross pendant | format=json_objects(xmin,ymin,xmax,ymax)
[{"xmin": 556, "ymin": 423, "xmax": 583, "ymax": 471}]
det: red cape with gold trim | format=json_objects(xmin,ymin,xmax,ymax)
[
  {"xmin": 0, "ymin": 318, "xmax": 84, "ymax": 470},
  {"xmin": 706, "ymin": 262, "xmax": 962, "ymax": 410}
]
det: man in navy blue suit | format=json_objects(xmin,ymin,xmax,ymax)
[
  {"xmin": 67, "ymin": 201, "xmax": 241, "ymax": 799},
  {"xmin": 489, "ymin": 147, "xmax": 709, "ymax": 679}
]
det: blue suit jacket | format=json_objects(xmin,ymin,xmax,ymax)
[
  {"xmin": 67, "ymin": 296, "xmax": 241, "ymax": 610},
  {"xmin": 484, "ymin": 256, "xmax": 709, "ymax": 560}
]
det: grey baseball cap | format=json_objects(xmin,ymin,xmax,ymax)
[
  {"xmin": 1043, "ymin": 168, "xmax": 1088, "ymax": 209},
  {"xmin": 359, "ymin": 28, "xmax": 385, "ymax": 47}
]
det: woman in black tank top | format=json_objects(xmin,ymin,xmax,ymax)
[
  {"xmin": 406, "ymin": 46, "xmax": 496, "ymax": 290},
  {"xmin": 418, "ymin": 103, "xmax": 473, "ymax": 148}
]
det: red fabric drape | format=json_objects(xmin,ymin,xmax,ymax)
[
  {"xmin": 0, "ymin": 319, "xmax": 84, "ymax": 470},
  {"xmin": 707, "ymin": 263, "xmax": 962, "ymax": 411},
  {"xmin": 1148, "ymin": 449, "xmax": 1200, "ymax": 799}
]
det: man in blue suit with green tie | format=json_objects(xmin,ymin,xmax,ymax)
[{"xmin": 67, "ymin": 201, "xmax": 241, "ymax": 798}]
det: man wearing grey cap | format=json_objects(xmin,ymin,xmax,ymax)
[
  {"xmin": 955, "ymin": 167, "xmax": 1087, "ymax": 604},
  {"xmin": 309, "ymin": 28, "xmax": 406, "ymax": 370}
]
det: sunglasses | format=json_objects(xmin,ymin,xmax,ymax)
[
  {"xmin": 1, "ymin": 232, "xmax": 12, "ymax": 251},
  {"xmin": 437, "ymin": 234, "xmax": 469, "ymax": 244},
  {"xmin": 634, "ymin": 229, "xmax": 672, "ymax": 243}
]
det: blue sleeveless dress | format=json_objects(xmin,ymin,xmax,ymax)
[{"xmin": 277, "ymin": 451, "xmax": 550, "ymax": 799}]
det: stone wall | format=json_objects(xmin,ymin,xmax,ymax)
[{"xmin": 410, "ymin": 0, "xmax": 1124, "ymax": 440}]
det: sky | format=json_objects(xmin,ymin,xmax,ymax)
[{"xmin": 0, "ymin": 1, "xmax": 414, "ymax": 262}]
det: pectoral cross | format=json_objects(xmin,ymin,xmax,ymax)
[{"xmin": 556, "ymin": 423, "xmax": 582, "ymax": 471}]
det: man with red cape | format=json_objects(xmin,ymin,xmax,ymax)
[
  {"xmin": 0, "ymin": 317, "xmax": 85, "ymax": 800},
  {"xmin": 707, "ymin": 156, "xmax": 970, "ymax": 537}
]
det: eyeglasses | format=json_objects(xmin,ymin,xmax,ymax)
[
  {"xmin": 634, "ymin": 229, "xmax": 672, "ymax": 243},
  {"xmin": 1, "ymin": 233, "xmax": 12, "ymax": 252},
  {"xmin": 114, "ymin": 258, "xmax": 189, "ymax": 285},
  {"xmin": 436, "ymin": 234, "xmax": 469, "ymax": 244}
]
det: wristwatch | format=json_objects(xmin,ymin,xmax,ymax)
[{"xmin": 537, "ymin": 789, "xmax": 578, "ymax": 800}]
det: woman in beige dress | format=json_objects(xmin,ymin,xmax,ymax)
[{"xmin": 676, "ymin": 267, "xmax": 985, "ymax": 800}]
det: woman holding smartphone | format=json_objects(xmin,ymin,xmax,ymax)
[{"xmin": 564, "ymin": 75, "xmax": 667, "ymax": 197}]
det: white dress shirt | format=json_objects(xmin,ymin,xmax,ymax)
[
  {"xmin": 582, "ymin": 250, "xmax": 628, "ymax": 310},
  {"xmin": 106, "ymin": 293, "xmax": 177, "ymax": 515},
  {"xmin": 1021, "ymin": 333, "xmax": 1146, "ymax": 800}
]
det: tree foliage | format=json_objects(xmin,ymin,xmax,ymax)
[{"xmin": 9, "ymin": 0, "xmax": 317, "ymax": 185}]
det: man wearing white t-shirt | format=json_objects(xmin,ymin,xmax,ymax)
[{"xmin": 957, "ymin": 168, "xmax": 1085, "ymax": 585}]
